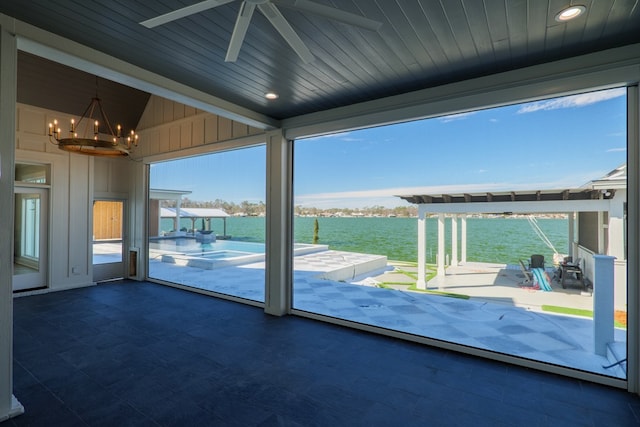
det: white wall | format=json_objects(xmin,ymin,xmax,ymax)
[
  {"xmin": 132, "ymin": 95, "xmax": 263, "ymax": 160},
  {"xmin": 16, "ymin": 103, "xmax": 94, "ymax": 291}
]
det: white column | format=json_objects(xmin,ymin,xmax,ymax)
[
  {"xmin": 0, "ymin": 26, "xmax": 23, "ymax": 422},
  {"xmin": 451, "ymin": 215, "xmax": 458, "ymax": 267},
  {"xmin": 158, "ymin": 205, "xmax": 162, "ymax": 235},
  {"xmin": 265, "ymin": 130, "xmax": 292, "ymax": 316},
  {"xmin": 437, "ymin": 213, "xmax": 445, "ymax": 276},
  {"xmin": 461, "ymin": 215, "xmax": 467, "ymax": 264},
  {"xmin": 568, "ymin": 212, "xmax": 575, "ymax": 259},
  {"xmin": 597, "ymin": 210, "xmax": 605, "ymax": 254},
  {"xmin": 593, "ymin": 255, "xmax": 616, "ymax": 356},
  {"xmin": 607, "ymin": 196, "xmax": 625, "ymax": 259},
  {"xmin": 175, "ymin": 198, "xmax": 182, "ymax": 232},
  {"xmin": 127, "ymin": 161, "xmax": 147, "ymax": 281},
  {"xmin": 416, "ymin": 206, "xmax": 427, "ymax": 289},
  {"xmin": 625, "ymin": 85, "xmax": 639, "ymax": 393}
]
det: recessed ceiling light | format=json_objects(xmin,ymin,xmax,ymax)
[
  {"xmin": 555, "ymin": 5, "xmax": 586, "ymax": 22},
  {"xmin": 265, "ymin": 92, "xmax": 279, "ymax": 100}
]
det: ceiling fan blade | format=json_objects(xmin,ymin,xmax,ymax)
[
  {"xmin": 225, "ymin": 2, "xmax": 256, "ymax": 62},
  {"xmin": 289, "ymin": 0, "xmax": 382, "ymax": 31},
  {"xmin": 257, "ymin": 3, "xmax": 314, "ymax": 63},
  {"xmin": 140, "ymin": 0, "xmax": 236, "ymax": 28}
]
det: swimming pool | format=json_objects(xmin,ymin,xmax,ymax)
[{"xmin": 156, "ymin": 239, "xmax": 328, "ymax": 269}]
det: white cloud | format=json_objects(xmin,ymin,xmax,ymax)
[
  {"xmin": 606, "ymin": 147, "xmax": 626, "ymax": 152},
  {"xmin": 518, "ymin": 88, "xmax": 626, "ymax": 114},
  {"xmin": 517, "ymin": 88, "xmax": 625, "ymax": 113},
  {"xmin": 302, "ymin": 131, "xmax": 352, "ymax": 141},
  {"xmin": 438, "ymin": 111, "xmax": 477, "ymax": 123}
]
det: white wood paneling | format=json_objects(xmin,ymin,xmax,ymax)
[
  {"xmin": 133, "ymin": 95, "xmax": 264, "ymax": 159},
  {"xmin": 15, "ymin": 103, "xmax": 96, "ymax": 291},
  {"xmin": 67, "ymin": 154, "xmax": 91, "ymax": 281}
]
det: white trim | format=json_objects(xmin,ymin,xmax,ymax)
[
  {"xmin": 627, "ymin": 85, "xmax": 639, "ymax": 393},
  {"xmin": 0, "ymin": 26, "xmax": 17, "ymax": 421},
  {"xmin": 283, "ymin": 44, "xmax": 640, "ymax": 140}
]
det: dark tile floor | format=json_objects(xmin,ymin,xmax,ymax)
[{"xmin": 4, "ymin": 280, "xmax": 640, "ymax": 426}]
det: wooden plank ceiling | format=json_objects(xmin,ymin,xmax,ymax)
[{"xmin": 1, "ymin": 0, "xmax": 639, "ymax": 124}]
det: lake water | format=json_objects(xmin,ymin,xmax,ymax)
[{"xmin": 163, "ymin": 216, "xmax": 568, "ymax": 265}]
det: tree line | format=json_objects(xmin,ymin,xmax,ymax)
[{"xmin": 161, "ymin": 198, "xmax": 418, "ymax": 218}]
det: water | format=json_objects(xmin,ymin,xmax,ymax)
[{"xmin": 161, "ymin": 216, "xmax": 568, "ymax": 264}]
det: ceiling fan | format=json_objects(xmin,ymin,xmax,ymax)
[{"xmin": 140, "ymin": 0, "xmax": 382, "ymax": 63}]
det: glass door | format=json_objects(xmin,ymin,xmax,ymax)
[
  {"xmin": 93, "ymin": 200, "xmax": 125, "ymax": 282},
  {"xmin": 13, "ymin": 187, "xmax": 48, "ymax": 291}
]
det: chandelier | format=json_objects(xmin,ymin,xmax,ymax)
[{"xmin": 48, "ymin": 89, "xmax": 139, "ymax": 157}]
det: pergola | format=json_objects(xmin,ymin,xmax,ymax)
[
  {"xmin": 398, "ymin": 188, "xmax": 616, "ymax": 289},
  {"xmin": 160, "ymin": 207, "xmax": 230, "ymax": 237}
]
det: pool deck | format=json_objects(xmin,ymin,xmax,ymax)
[{"xmin": 147, "ymin": 249, "xmax": 627, "ymax": 380}]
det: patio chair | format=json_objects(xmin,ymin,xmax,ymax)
[
  {"xmin": 560, "ymin": 257, "xmax": 585, "ymax": 289},
  {"xmin": 518, "ymin": 260, "xmax": 534, "ymax": 284},
  {"xmin": 529, "ymin": 254, "xmax": 545, "ymax": 269}
]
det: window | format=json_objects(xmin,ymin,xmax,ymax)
[
  {"xmin": 292, "ymin": 87, "xmax": 627, "ymax": 378},
  {"xmin": 147, "ymin": 145, "xmax": 266, "ymax": 303}
]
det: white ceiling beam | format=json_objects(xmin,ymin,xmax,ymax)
[{"xmin": 419, "ymin": 199, "xmax": 611, "ymax": 214}]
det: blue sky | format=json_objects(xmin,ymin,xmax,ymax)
[{"xmin": 151, "ymin": 87, "xmax": 627, "ymax": 208}]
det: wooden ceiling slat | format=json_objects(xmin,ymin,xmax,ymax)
[
  {"xmin": 441, "ymin": 1, "xmax": 480, "ymax": 61},
  {"xmin": 460, "ymin": 0, "xmax": 495, "ymax": 61},
  {"xmin": 525, "ymin": 0, "xmax": 549, "ymax": 55},
  {"xmin": 418, "ymin": 1, "xmax": 465, "ymax": 66},
  {"xmin": 483, "ymin": 0, "xmax": 512, "ymax": 65},
  {"xmin": 393, "ymin": 1, "xmax": 444, "ymax": 71}
]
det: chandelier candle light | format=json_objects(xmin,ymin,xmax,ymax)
[{"xmin": 48, "ymin": 95, "xmax": 139, "ymax": 157}]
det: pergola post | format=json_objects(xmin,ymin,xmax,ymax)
[
  {"xmin": 461, "ymin": 215, "xmax": 467, "ymax": 264},
  {"xmin": 451, "ymin": 215, "xmax": 458, "ymax": 267},
  {"xmin": 437, "ymin": 213, "xmax": 445, "ymax": 276},
  {"xmin": 416, "ymin": 205, "xmax": 427, "ymax": 289},
  {"xmin": 175, "ymin": 199, "xmax": 182, "ymax": 232},
  {"xmin": 597, "ymin": 210, "xmax": 605, "ymax": 254},
  {"xmin": 593, "ymin": 255, "xmax": 616, "ymax": 356},
  {"xmin": 568, "ymin": 212, "xmax": 575, "ymax": 259}
]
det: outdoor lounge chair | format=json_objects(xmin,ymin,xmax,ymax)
[
  {"xmin": 518, "ymin": 260, "xmax": 534, "ymax": 284},
  {"xmin": 530, "ymin": 254, "xmax": 545, "ymax": 269},
  {"xmin": 560, "ymin": 257, "xmax": 585, "ymax": 289}
]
